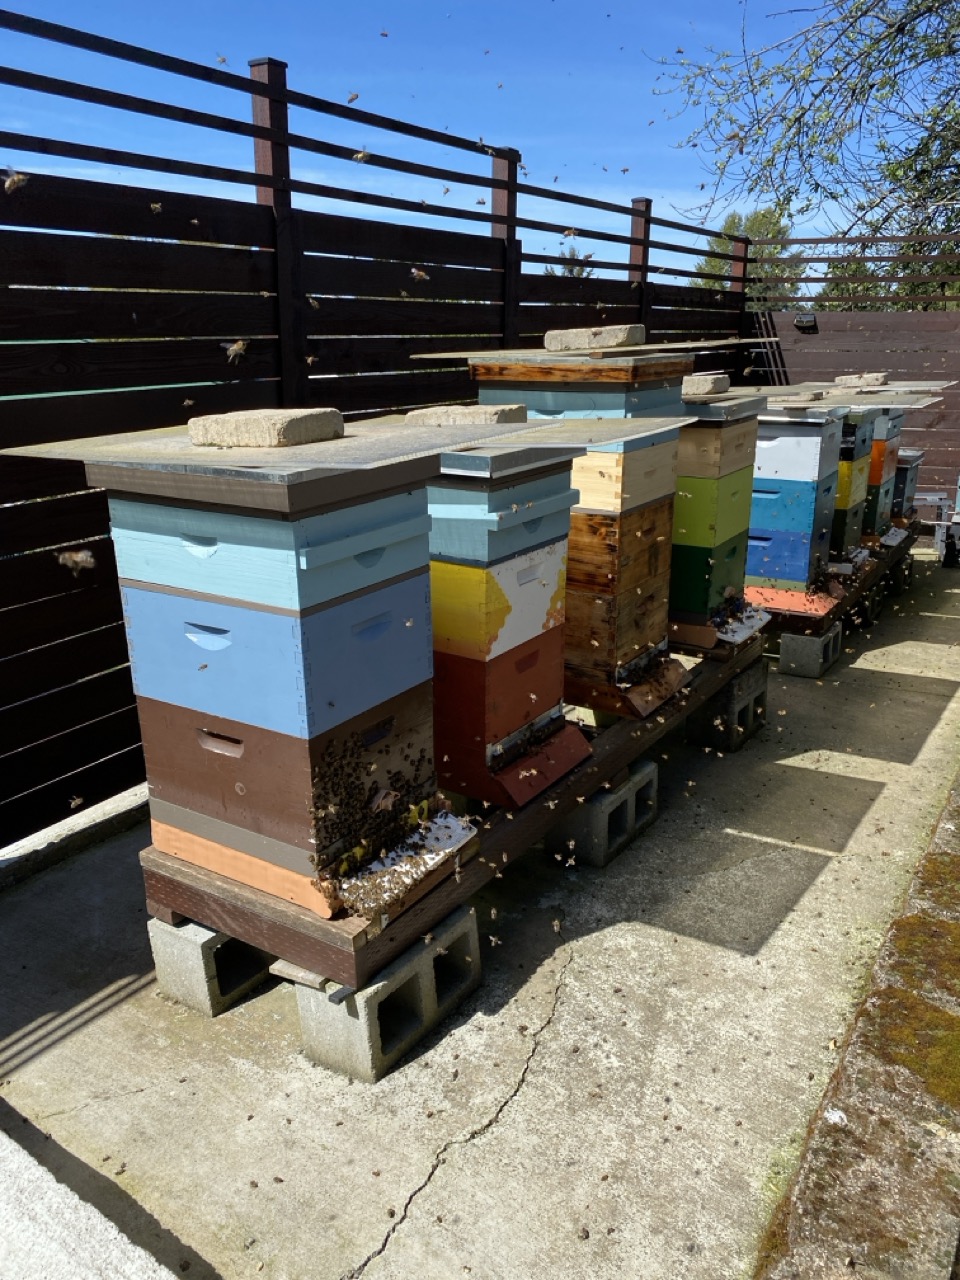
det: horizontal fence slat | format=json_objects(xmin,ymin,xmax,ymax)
[
  {"xmin": 0, "ymin": 457, "xmax": 87, "ymax": 503},
  {"xmin": 0, "ymin": 705, "xmax": 141, "ymax": 803},
  {"xmin": 0, "ymin": 490, "xmax": 109, "ymax": 555},
  {"xmin": 0, "ymin": 229, "xmax": 275, "ymax": 293},
  {"xmin": 648, "ymin": 281, "xmax": 741, "ymax": 309},
  {"xmin": 0, "ymin": 172, "xmax": 274, "ymax": 245},
  {"xmin": 330, "ymin": 370, "xmax": 475, "ymax": 415},
  {"xmin": 522, "ymin": 252, "xmax": 631, "ymax": 275},
  {"xmin": 0, "ymin": 581, "xmax": 122, "ymax": 660},
  {"xmin": 307, "ymin": 334, "xmax": 501, "ymax": 374},
  {"xmin": 0, "ymin": 337, "xmax": 280, "ymax": 398},
  {"xmin": 0, "ymin": 536, "xmax": 116, "ymax": 608},
  {"xmin": 0, "ymin": 623, "xmax": 131, "ymax": 706},
  {"xmin": 302, "ymin": 255, "xmax": 503, "ymax": 303},
  {"xmin": 646, "ymin": 308, "xmax": 741, "ymax": 334},
  {"xmin": 304, "ymin": 297, "xmax": 503, "ymax": 337},
  {"xmin": 0, "ymin": 665, "xmax": 134, "ymax": 753},
  {"xmin": 295, "ymin": 209, "xmax": 502, "ymax": 270},
  {"xmin": 2, "ymin": 379, "xmax": 281, "ymax": 450},
  {"xmin": 518, "ymin": 274, "xmax": 638, "ymax": 306},
  {"xmin": 0, "ymin": 289, "xmax": 278, "ymax": 342},
  {"xmin": 0, "ymin": 746, "xmax": 145, "ymax": 848},
  {"xmin": 517, "ymin": 303, "xmax": 639, "ymax": 335}
]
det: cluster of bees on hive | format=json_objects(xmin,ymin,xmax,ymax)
[{"xmin": 309, "ymin": 729, "xmax": 435, "ymax": 883}]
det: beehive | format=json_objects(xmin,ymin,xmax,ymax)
[
  {"xmin": 427, "ymin": 444, "xmax": 590, "ymax": 806},
  {"xmin": 747, "ymin": 409, "xmax": 843, "ymax": 591}
]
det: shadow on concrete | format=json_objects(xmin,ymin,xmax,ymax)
[
  {"xmin": 0, "ymin": 828, "xmax": 154, "ymax": 1077},
  {"xmin": 0, "ymin": 1096, "xmax": 221, "ymax": 1279}
]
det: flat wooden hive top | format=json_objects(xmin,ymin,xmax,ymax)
[
  {"xmin": 678, "ymin": 393, "xmax": 767, "ymax": 422},
  {"xmin": 4, "ymin": 416, "xmax": 591, "ymax": 515},
  {"xmin": 469, "ymin": 414, "xmax": 694, "ymax": 454}
]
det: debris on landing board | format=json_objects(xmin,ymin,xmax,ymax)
[{"xmin": 336, "ymin": 811, "xmax": 478, "ymax": 920}]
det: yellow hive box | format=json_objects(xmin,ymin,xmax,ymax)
[
  {"xmin": 430, "ymin": 539, "xmax": 567, "ymax": 661},
  {"xmin": 676, "ymin": 418, "xmax": 758, "ymax": 480},
  {"xmin": 837, "ymin": 455, "xmax": 870, "ymax": 509},
  {"xmin": 572, "ymin": 440, "xmax": 678, "ymax": 514}
]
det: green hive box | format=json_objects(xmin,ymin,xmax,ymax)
[
  {"xmin": 669, "ymin": 532, "xmax": 748, "ymax": 619},
  {"xmin": 673, "ymin": 466, "xmax": 754, "ymax": 548},
  {"xmin": 830, "ymin": 500, "xmax": 865, "ymax": 559}
]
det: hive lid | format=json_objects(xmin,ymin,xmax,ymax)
[
  {"xmin": 678, "ymin": 393, "xmax": 767, "ymax": 422},
  {"xmin": 437, "ymin": 443, "xmax": 585, "ymax": 480},
  {"xmin": 3, "ymin": 413, "xmax": 596, "ymax": 516},
  {"xmin": 469, "ymin": 414, "xmax": 691, "ymax": 454}
]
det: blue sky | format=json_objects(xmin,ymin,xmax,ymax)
[{"xmin": 0, "ymin": 0, "xmax": 797, "ymax": 265}]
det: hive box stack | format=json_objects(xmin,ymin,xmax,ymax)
[
  {"xmin": 427, "ymin": 444, "xmax": 591, "ymax": 806},
  {"xmin": 105, "ymin": 411, "xmax": 452, "ymax": 915},
  {"xmin": 669, "ymin": 386, "xmax": 764, "ymax": 639},
  {"xmin": 468, "ymin": 326, "xmax": 694, "ymax": 420},
  {"xmin": 464, "ymin": 416, "xmax": 685, "ymax": 714},
  {"xmin": 831, "ymin": 411, "xmax": 874, "ymax": 555},
  {"xmin": 863, "ymin": 408, "xmax": 902, "ymax": 535},
  {"xmin": 16, "ymin": 408, "xmax": 592, "ymax": 919},
  {"xmin": 746, "ymin": 408, "xmax": 844, "ymax": 592},
  {"xmin": 892, "ymin": 446, "xmax": 925, "ymax": 520}
]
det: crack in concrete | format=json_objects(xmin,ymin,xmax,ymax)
[
  {"xmin": 38, "ymin": 1085, "xmax": 150, "ymax": 1122},
  {"xmin": 340, "ymin": 945, "xmax": 574, "ymax": 1280}
]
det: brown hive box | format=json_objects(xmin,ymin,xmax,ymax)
[
  {"xmin": 564, "ymin": 571, "xmax": 670, "ymax": 684},
  {"xmin": 566, "ymin": 496, "xmax": 673, "ymax": 595},
  {"xmin": 138, "ymin": 684, "xmax": 434, "ymax": 874}
]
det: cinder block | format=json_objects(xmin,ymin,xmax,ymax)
[
  {"xmin": 778, "ymin": 622, "xmax": 842, "ymax": 678},
  {"xmin": 543, "ymin": 324, "xmax": 645, "ymax": 352},
  {"xmin": 188, "ymin": 408, "xmax": 343, "ymax": 448},
  {"xmin": 404, "ymin": 403, "xmax": 526, "ymax": 426},
  {"xmin": 687, "ymin": 658, "xmax": 768, "ymax": 751},
  {"xmin": 293, "ymin": 906, "xmax": 481, "ymax": 1081},
  {"xmin": 147, "ymin": 917, "xmax": 274, "ymax": 1016},
  {"xmin": 682, "ymin": 374, "xmax": 731, "ymax": 397},
  {"xmin": 849, "ymin": 583, "xmax": 885, "ymax": 629},
  {"xmin": 544, "ymin": 759, "xmax": 658, "ymax": 868}
]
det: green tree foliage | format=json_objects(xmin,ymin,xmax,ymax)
[
  {"xmin": 818, "ymin": 240, "xmax": 960, "ymax": 310},
  {"xmin": 694, "ymin": 209, "xmax": 803, "ymax": 307},
  {"xmin": 543, "ymin": 245, "xmax": 595, "ymax": 278},
  {"xmin": 662, "ymin": 0, "xmax": 960, "ymax": 237}
]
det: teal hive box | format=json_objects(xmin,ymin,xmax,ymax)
[{"xmin": 110, "ymin": 489, "xmax": 430, "ymax": 610}]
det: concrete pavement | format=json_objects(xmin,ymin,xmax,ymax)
[{"xmin": 1, "ymin": 553, "xmax": 958, "ymax": 1280}]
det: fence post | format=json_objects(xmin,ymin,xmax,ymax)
[
  {"xmin": 629, "ymin": 197, "xmax": 652, "ymax": 335},
  {"xmin": 249, "ymin": 57, "xmax": 308, "ymax": 407},
  {"xmin": 492, "ymin": 149, "xmax": 522, "ymax": 348}
]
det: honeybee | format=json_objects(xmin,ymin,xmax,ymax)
[{"xmin": 4, "ymin": 170, "xmax": 28, "ymax": 194}]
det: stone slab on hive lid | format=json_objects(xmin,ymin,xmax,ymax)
[
  {"xmin": 187, "ymin": 408, "xmax": 344, "ymax": 448},
  {"xmin": 835, "ymin": 371, "xmax": 888, "ymax": 387},
  {"xmin": 543, "ymin": 323, "xmax": 646, "ymax": 352},
  {"xmin": 404, "ymin": 403, "xmax": 527, "ymax": 426},
  {"xmin": 682, "ymin": 373, "xmax": 730, "ymax": 397}
]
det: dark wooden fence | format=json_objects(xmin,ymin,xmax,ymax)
[
  {"xmin": 0, "ymin": 10, "xmax": 750, "ymax": 846},
  {"xmin": 748, "ymin": 232, "xmax": 960, "ymax": 498}
]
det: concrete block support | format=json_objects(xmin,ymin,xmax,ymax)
[
  {"xmin": 688, "ymin": 658, "xmax": 768, "ymax": 752},
  {"xmin": 293, "ymin": 906, "xmax": 481, "ymax": 1081},
  {"xmin": 778, "ymin": 623, "xmax": 842, "ymax": 678},
  {"xmin": 544, "ymin": 759, "xmax": 658, "ymax": 868},
  {"xmin": 147, "ymin": 917, "xmax": 274, "ymax": 1017}
]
